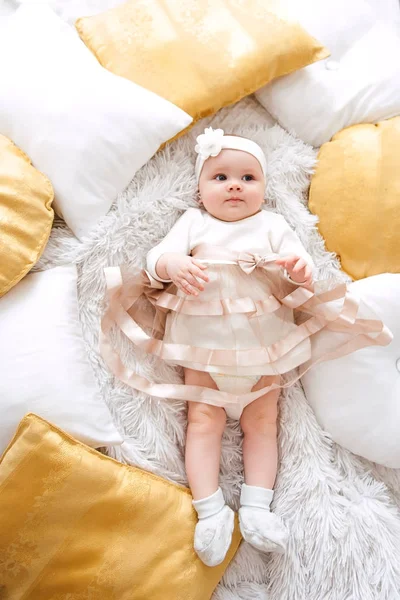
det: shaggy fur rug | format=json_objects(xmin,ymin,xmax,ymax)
[{"xmin": 9, "ymin": 0, "xmax": 400, "ymax": 597}]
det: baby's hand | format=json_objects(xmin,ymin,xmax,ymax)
[
  {"xmin": 275, "ymin": 255, "xmax": 313, "ymax": 287},
  {"xmin": 165, "ymin": 253, "xmax": 209, "ymax": 296}
]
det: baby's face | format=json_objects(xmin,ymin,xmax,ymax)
[{"xmin": 198, "ymin": 149, "xmax": 266, "ymax": 222}]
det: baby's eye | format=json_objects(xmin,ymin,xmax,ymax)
[
  {"xmin": 242, "ymin": 174, "xmax": 254, "ymax": 181},
  {"xmin": 215, "ymin": 174, "xmax": 226, "ymax": 181}
]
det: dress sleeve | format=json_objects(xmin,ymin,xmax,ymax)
[
  {"xmin": 269, "ymin": 215, "xmax": 315, "ymax": 284},
  {"xmin": 146, "ymin": 208, "xmax": 196, "ymax": 282}
]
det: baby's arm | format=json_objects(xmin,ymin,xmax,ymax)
[
  {"xmin": 146, "ymin": 208, "xmax": 208, "ymax": 295},
  {"xmin": 269, "ymin": 215, "xmax": 314, "ymax": 286}
]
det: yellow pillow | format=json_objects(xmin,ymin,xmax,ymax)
[
  {"xmin": 76, "ymin": 0, "xmax": 329, "ymax": 127},
  {"xmin": 309, "ymin": 117, "xmax": 400, "ymax": 280},
  {"xmin": 0, "ymin": 136, "xmax": 54, "ymax": 297},
  {"xmin": 0, "ymin": 414, "xmax": 241, "ymax": 599}
]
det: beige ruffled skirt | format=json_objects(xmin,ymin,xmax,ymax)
[
  {"xmin": 100, "ymin": 244, "xmax": 392, "ymax": 417},
  {"xmin": 163, "ymin": 261, "xmax": 311, "ymax": 377}
]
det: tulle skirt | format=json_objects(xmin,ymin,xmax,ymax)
[
  {"xmin": 163, "ymin": 263, "xmax": 311, "ymax": 376},
  {"xmin": 100, "ymin": 245, "xmax": 392, "ymax": 415}
]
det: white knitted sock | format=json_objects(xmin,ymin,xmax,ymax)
[
  {"xmin": 192, "ymin": 488, "xmax": 234, "ymax": 567},
  {"xmin": 239, "ymin": 483, "xmax": 288, "ymax": 554}
]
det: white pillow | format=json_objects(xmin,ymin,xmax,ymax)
[
  {"xmin": 0, "ymin": 4, "xmax": 192, "ymax": 239},
  {"xmin": 301, "ymin": 274, "xmax": 400, "ymax": 468},
  {"xmin": 0, "ymin": 266, "xmax": 122, "ymax": 455},
  {"xmin": 255, "ymin": 0, "xmax": 400, "ymax": 147},
  {"xmin": 364, "ymin": 0, "xmax": 400, "ymax": 25}
]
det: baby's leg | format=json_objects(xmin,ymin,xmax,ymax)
[
  {"xmin": 241, "ymin": 375, "xmax": 281, "ymax": 489},
  {"xmin": 184, "ymin": 368, "xmax": 226, "ymax": 499},
  {"xmin": 239, "ymin": 375, "xmax": 288, "ymax": 554},
  {"xmin": 184, "ymin": 368, "xmax": 234, "ymax": 567}
]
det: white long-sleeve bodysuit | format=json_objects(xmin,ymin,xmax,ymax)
[{"xmin": 147, "ymin": 208, "xmax": 314, "ymax": 283}]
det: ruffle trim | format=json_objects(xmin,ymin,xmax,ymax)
[{"xmin": 100, "ymin": 263, "xmax": 392, "ymax": 408}]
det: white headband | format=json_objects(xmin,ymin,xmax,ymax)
[{"xmin": 194, "ymin": 127, "xmax": 267, "ymax": 183}]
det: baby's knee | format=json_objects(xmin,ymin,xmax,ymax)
[
  {"xmin": 240, "ymin": 397, "xmax": 279, "ymax": 436},
  {"xmin": 188, "ymin": 402, "xmax": 226, "ymax": 436}
]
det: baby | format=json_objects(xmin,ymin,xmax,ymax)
[
  {"xmin": 145, "ymin": 128, "xmax": 314, "ymax": 566},
  {"xmin": 101, "ymin": 127, "xmax": 390, "ymax": 568}
]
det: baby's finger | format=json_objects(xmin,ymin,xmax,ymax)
[
  {"xmin": 178, "ymin": 279, "xmax": 198, "ymax": 296},
  {"xmin": 191, "ymin": 258, "xmax": 209, "ymax": 272},
  {"xmin": 182, "ymin": 272, "xmax": 204, "ymax": 292},
  {"xmin": 189, "ymin": 264, "xmax": 209, "ymax": 283},
  {"xmin": 275, "ymin": 258, "xmax": 291, "ymax": 270},
  {"xmin": 304, "ymin": 266, "xmax": 312, "ymax": 282},
  {"xmin": 172, "ymin": 278, "xmax": 191, "ymax": 295},
  {"xmin": 275, "ymin": 258, "xmax": 286, "ymax": 267},
  {"xmin": 292, "ymin": 258, "xmax": 307, "ymax": 274},
  {"xmin": 277, "ymin": 255, "xmax": 298, "ymax": 269}
]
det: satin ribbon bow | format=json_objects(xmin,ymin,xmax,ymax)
[{"xmin": 237, "ymin": 251, "xmax": 277, "ymax": 275}]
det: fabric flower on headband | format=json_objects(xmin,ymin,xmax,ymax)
[{"xmin": 194, "ymin": 127, "xmax": 225, "ymax": 160}]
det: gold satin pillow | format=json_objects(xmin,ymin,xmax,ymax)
[
  {"xmin": 76, "ymin": 0, "xmax": 329, "ymax": 127},
  {"xmin": 0, "ymin": 414, "xmax": 241, "ymax": 600},
  {"xmin": 0, "ymin": 136, "xmax": 54, "ymax": 297},
  {"xmin": 309, "ymin": 117, "xmax": 400, "ymax": 280}
]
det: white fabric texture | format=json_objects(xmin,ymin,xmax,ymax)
[
  {"xmin": 34, "ymin": 92, "xmax": 400, "ymax": 598},
  {"xmin": 0, "ymin": 266, "xmax": 122, "ymax": 455},
  {"xmin": 210, "ymin": 374, "xmax": 261, "ymax": 419},
  {"xmin": 192, "ymin": 487, "xmax": 233, "ymax": 567},
  {"xmin": 239, "ymin": 506, "xmax": 288, "ymax": 554},
  {"xmin": 363, "ymin": 0, "xmax": 400, "ymax": 25},
  {"xmin": 146, "ymin": 208, "xmax": 314, "ymax": 282},
  {"xmin": 301, "ymin": 273, "xmax": 400, "ymax": 468},
  {"xmin": 193, "ymin": 487, "xmax": 226, "ymax": 519},
  {"xmin": 255, "ymin": 0, "xmax": 400, "ymax": 147},
  {"xmin": 0, "ymin": 4, "xmax": 192, "ymax": 239},
  {"xmin": 240, "ymin": 484, "xmax": 274, "ymax": 510},
  {"xmin": 240, "ymin": 482, "xmax": 286, "ymax": 555},
  {"xmin": 193, "ymin": 488, "xmax": 234, "ymax": 566},
  {"xmin": 194, "ymin": 505, "xmax": 235, "ymax": 567}
]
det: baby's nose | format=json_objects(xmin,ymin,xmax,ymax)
[{"xmin": 228, "ymin": 180, "xmax": 242, "ymax": 190}]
